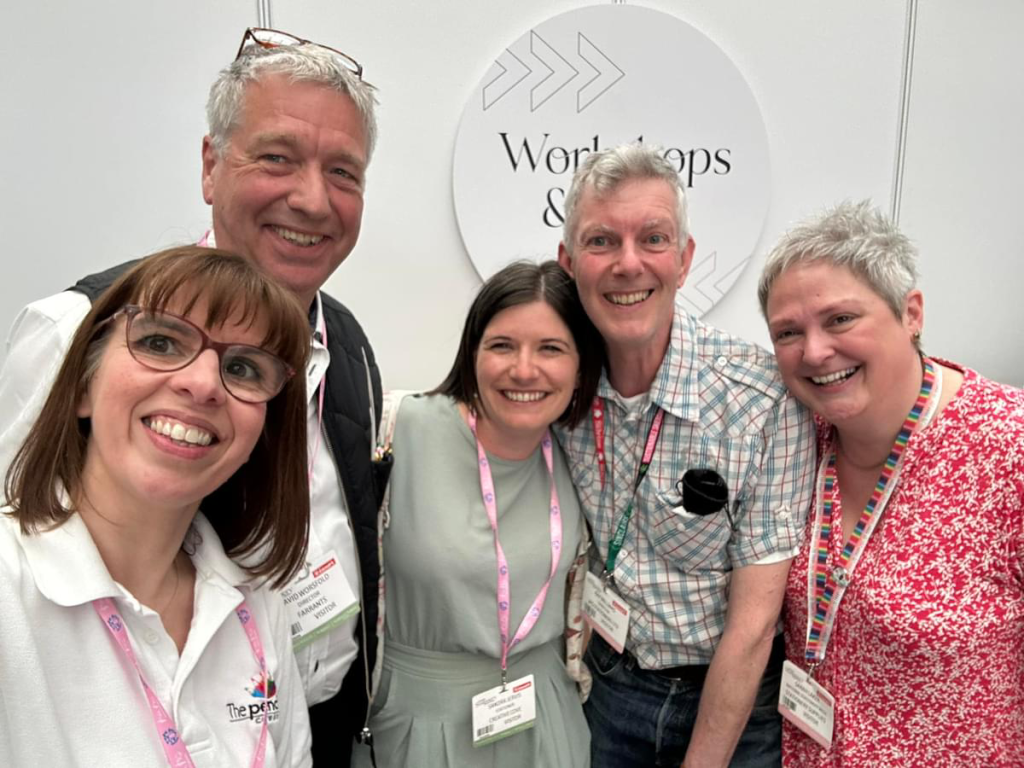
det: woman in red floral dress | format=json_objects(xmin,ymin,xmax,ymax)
[{"xmin": 757, "ymin": 200, "xmax": 1024, "ymax": 766}]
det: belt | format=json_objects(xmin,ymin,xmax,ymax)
[
  {"xmin": 603, "ymin": 632, "xmax": 786, "ymax": 683},
  {"xmin": 654, "ymin": 659, "xmax": 711, "ymax": 683},
  {"xmin": 658, "ymin": 632, "xmax": 785, "ymax": 681}
]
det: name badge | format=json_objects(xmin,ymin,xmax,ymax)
[
  {"xmin": 582, "ymin": 571, "xmax": 630, "ymax": 653},
  {"xmin": 471, "ymin": 674, "xmax": 537, "ymax": 747},
  {"xmin": 281, "ymin": 550, "xmax": 360, "ymax": 650},
  {"xmin": 778, "ymin": 660, "xmax": 835, "ymax": 749}
]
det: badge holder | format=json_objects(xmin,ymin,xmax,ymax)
[
  {"xmin": 471, "ymin": 671, "xmax": 537, "ymax": 747},
  {"xmin": 281, "ymin": 549, "xmax": 360, "ymax": 650},
  {"xmin": 582, "ymin": 571, "xmax": 630, "ymax": 653},
  {"xmin": 778, "ymin": 660, "xmax": 834, "ymax": 748}
]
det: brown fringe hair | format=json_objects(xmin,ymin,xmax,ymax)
[{"xmin": 434, "ymin": 260, "xmax": 603, "ymax": 429}]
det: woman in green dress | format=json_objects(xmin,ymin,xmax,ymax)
[{"xmin": 357, "ymin": 261, "xmax": 603, "ymax": 767}]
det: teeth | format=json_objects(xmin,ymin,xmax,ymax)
[
  {"xmin": 503, "ymin": 391, "xmax": 546, "ymax": 403},
  {"xmin": 811, "ymin": 367, "xmax": 858, "ymax": 385},
  {"xmin": 608, "ymin": 291, "xmax": 651, "ymax": 306},
  {"xmin": 274, "ymin": 226, "xmax": 324, "ymax": 247},
  {"xmin": 147, "ymin": 418, "xmax": 213, "ymax": 446}
]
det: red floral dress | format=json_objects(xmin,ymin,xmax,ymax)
[{"xmin": 782, "ymin": 364, "xmax": 1024, "ymax": 766}]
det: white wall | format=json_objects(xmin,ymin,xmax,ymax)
[
  {"xmin": 897, "ymin": 0, "xmax": 1024, "ymax": 387},
  {"xmin": 2, "ymin": 0, "xmax": 1020, "ymax": 388}
]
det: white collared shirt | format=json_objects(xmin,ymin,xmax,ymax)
[
  {"xmin": 0, "ymin": 510, "xmax": 311, "ymax": 767},
  {"xmin": 0, "ymin": 289, "xmax": 92, "ymax": 476},
  {"xmin": 290, "ymin": 294, "xmax": 361, "ymax": 705}
]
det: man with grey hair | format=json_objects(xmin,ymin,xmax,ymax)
[
  {"xmin": 557, "ymin": 143, "xmax": 815, "ymax": 767},
  {"xmin": 0, "ymin": 30, "xmax": 383, "ymax": 766}
]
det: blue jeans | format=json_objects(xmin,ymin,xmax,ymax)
[{"xmin": 584, "ymin": 634, "xmax": 783, "ymax": 768}]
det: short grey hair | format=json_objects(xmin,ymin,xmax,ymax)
[
  {"xmin": 206, "ymin": 43, "xmax": 378, "ymax": 160},
  {"xmin": 562, "ymin": 143, "xmax": 691, "ymax": 255},
  {"xmin": 758, "ymin": 200, "xmax": 919, "ymax": 319}
]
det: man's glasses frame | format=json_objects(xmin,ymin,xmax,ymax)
[
  {"xmin": 236, "ymin": 27, "xmax": 364, "ymax": 81},
  {"xmin": 102, "ymin": 305, "xmax": 296, "ymax": 404}
]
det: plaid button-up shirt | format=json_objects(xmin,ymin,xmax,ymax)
[{"xmin": 558, "ymin": 303, "xmax": 815, "ymax": 669}]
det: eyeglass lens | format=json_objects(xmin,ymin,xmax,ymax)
[
  {"xmin": 126, "ymin": 311, "xmax": 287, "ymax": 403},
  {"xmin": 238, "ymin": 28, "xmax": 362, "ymax": 77},
  {"xmin": 249, "ymin": 28, "xmax": 303, "ymax": 48}
]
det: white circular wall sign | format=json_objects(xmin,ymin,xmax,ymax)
[{"xmin": 452, "ymin": 4, "xmax": 771, "ymax": 316}]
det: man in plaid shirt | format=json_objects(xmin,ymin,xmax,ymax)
[{"xmin": 556, "ymin": 144, "xmax": 815, "ymax": 767}]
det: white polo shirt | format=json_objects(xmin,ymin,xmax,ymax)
[
  {"xmin": 0, "ymin": 280, "xmax": 362, "ymax": 706},
  {"xmin": 0, "ymin": 510, "xmax": 312, "ymax": 767}
]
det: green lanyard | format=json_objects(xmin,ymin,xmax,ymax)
[{"xmin": 598, "ymin": 406, "xmax": 666, "ymax": 578}]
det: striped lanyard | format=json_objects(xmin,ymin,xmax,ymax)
[
  {"xmin": 804, "ymin": 359, "xmax": 941, "ymax": 667},
  {"xmin": 93, "ymin": 598, "xmax": 269, "ymax": 768},
  {"xmin": 468, "ymin": 410, "xmax": 562, "ymax": 686},
  {"xmin": 592, "ymin": 397, "xmax": 665, "ymax": 577}
]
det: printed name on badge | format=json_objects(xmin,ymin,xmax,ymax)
[
  {"xmin": 281, "ymin": 549, "xmax": 360, "ymax": 650},
  {"xmin": 471, "ymin": 674, "xmax": 537, "ymax": 747},
  {"xmin": 582, "ymin": 571, "xmax": 630, "ymax": 653},
  {"xmin": 778, "ymin": 660, "xmax": 835, "ymax": 749}
]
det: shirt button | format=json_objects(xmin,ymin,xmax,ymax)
[
  {"xmin": 144, "ymin": 629, "xmax": 160, "ymax": 645},
  {"xmin": 715, "ymin": 355, "xmax": 728, "ymax": 368},
  {"xmin": 776, "ymin": 504, "xmax": 791, "ymax": 520}
]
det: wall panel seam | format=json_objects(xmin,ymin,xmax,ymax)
[{"xmin": 891, "ymin": 0, "xmax": 919, "ymax": 224}]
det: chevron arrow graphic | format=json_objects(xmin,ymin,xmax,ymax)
[
  {"xmin": 530, "ymin": 31, "xmax": 579, "ymax": 112},
  {"xmin": 711, "ymin": 256, "xmax": 751, "ymax": 296},
  {"xmin": 576, "ymin": 33, "xmax": 625, "ymax": 112},
  {"xmin": 483, "ymin": 48, "xmax": 531, "ymax": 111},
  {"xmin": 679, "ymin": 250, "xmax": 719, "ymax": 316},
  {"xmin": 479, "ymin": 30, "xmax": 625, "ymax": 113}
]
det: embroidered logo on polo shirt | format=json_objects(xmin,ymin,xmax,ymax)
[
  {"xmin": 225, "ymin": 673, "xmax": 280, "ymax": 725},
  {"xmin": 246, "ymin": 673, "xmax": 277, "ymax": 699}
]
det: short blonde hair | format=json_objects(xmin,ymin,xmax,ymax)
[{"xmin": 759, "ymin": 200, "xmax": 918, "ymax": 319}]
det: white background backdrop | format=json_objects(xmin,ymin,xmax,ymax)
[{"xmin": 2, "ymin": 0, "xmax": 1021, "ymax": 387}]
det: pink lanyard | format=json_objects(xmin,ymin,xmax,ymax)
[
  {"xmin": 308, "ymin": 308, "xmax": 328, "ymax": 485},
  {"xmin": 591, "ymin": 396, "xmax": 665, "ymax": 495},
  {"xmin": 804, "ymin": 359, "xmax": 939, "ymax": 668},
  {"xmin": 467, "ymin": 410, "xmax": 563, "ymax": 687},
  {"xmin": 93, "ymin": 598, "xmax": 269, "ymax": 768},
  {"xmin": 591, "ymin": 397, "xmax": 609, "ymax": 490}
]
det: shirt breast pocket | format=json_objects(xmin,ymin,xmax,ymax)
[{"xmin": 646, "ymin": 488, "xmax": 733, "ymax": 572}]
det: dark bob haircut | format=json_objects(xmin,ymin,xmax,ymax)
[
  {"xmin": 434, "ymin": 260, "xmax": 603, "ymax": 429},
  {"xmin": 5, "ymin": 246, "xmax": 311, "ymax": 589}
]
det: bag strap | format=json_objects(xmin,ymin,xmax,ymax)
[
  {"xmin": 367, "ymin": 390, "xmax": 419, "ymax": 714},
  {"xmin": 375, "ymin": 390, "xmax": 418, "ymax": 529}
]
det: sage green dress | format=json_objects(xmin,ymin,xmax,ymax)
[{"xmin": 355, "ymin": 395, "xmax": 590, "ymax": 767}]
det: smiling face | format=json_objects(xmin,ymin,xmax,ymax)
[
  {"xmin": 559, "ymin": 178, "xmax": 694, "ymax": 365},
  {"xmin": 201, "ymin": 74, "xmax": 368, "ymax": 309},
  {"xmin": 77, "ymin": 297, "xmax": 269, "ymax": 517},
  {"xmin": 765, "ymin": 261, "xmax": 923, "ymax": 429},
  {"xmin": 473, "ymin": 300, "xmax": 580, "ymax": 455}
]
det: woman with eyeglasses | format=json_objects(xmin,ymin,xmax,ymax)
[{"xmin": 0, "ymin": 246, "xmax": 313, "ymax": 767}]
